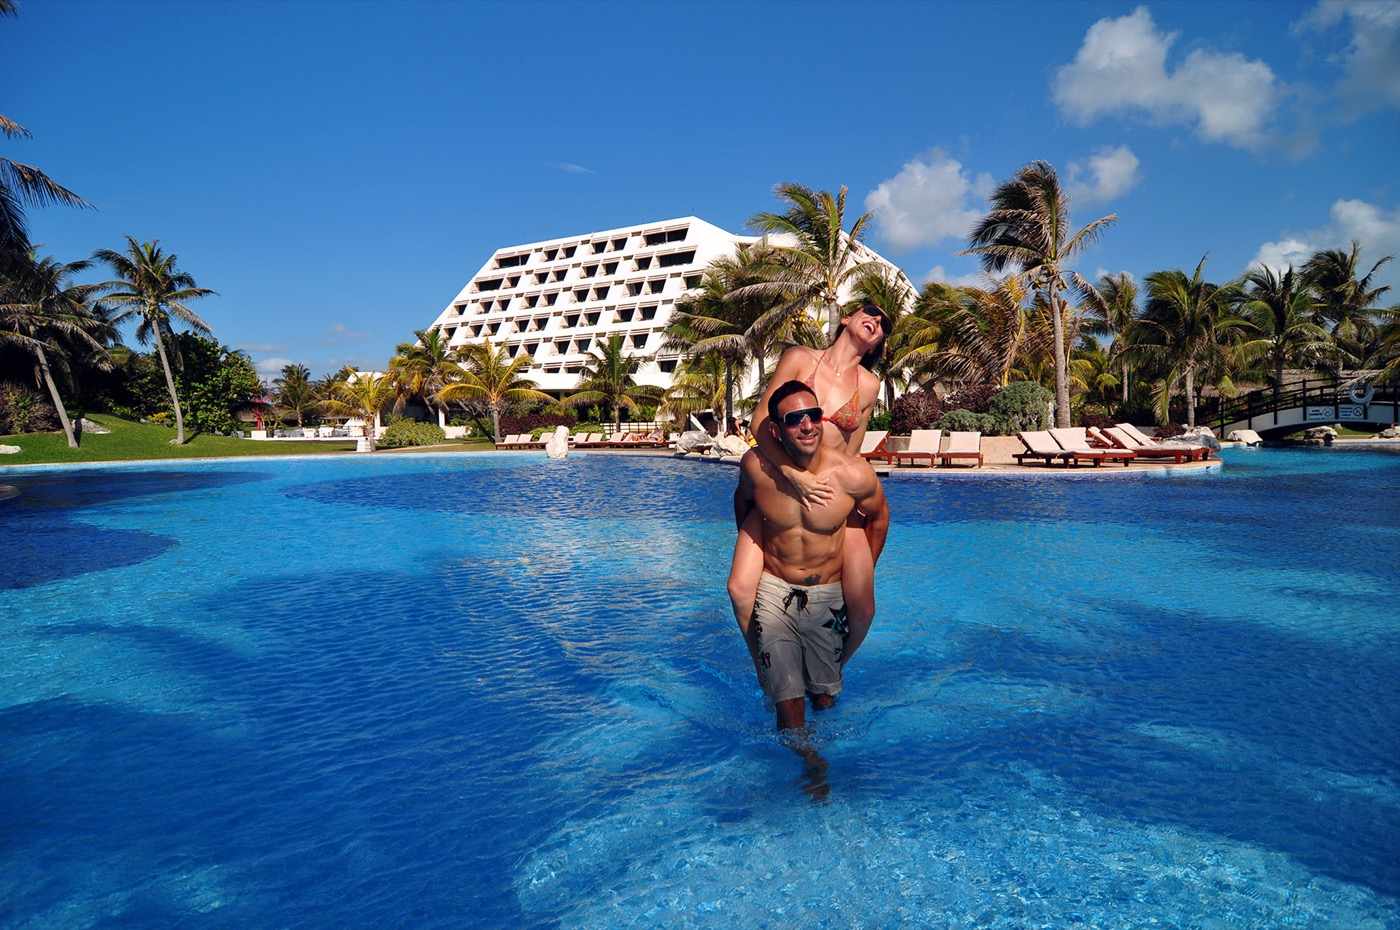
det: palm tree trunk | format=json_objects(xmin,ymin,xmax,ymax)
[
  {"xmin": 884, "ymin": 375, "xmax": 895, "ymax": 411},
  {"xmin": 1185, "ymin": 365, "xmax": 1197, "ymax": 428},
  {"xmin": 723, "ymin": 360, "xmax": 734, "ymax": 429},
  {"xmin": 1048, "ymin": 278, "xmax": 1071, "ymax": 428},
  {"xmin": 1121, "ymin": 361, "xmax": 1129, "ymax": 405},
  {"xmin": 35, "ymin": 346, "xmax": 78, "ymax": 448},
  {"xmin": 826, "ymin": 298, "xmax": 840, "ymax": 340},
  {"xmin": 152, "ymin": 325, "xmax": 187, "ymax": 444},
  {"xmin": 490, "ymin": 404, "xmax": 501, "ymax": 444}
]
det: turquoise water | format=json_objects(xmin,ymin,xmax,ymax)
[{"xmin": 2, "ymin": 448, "xmax": 1398, "ymax": 928}]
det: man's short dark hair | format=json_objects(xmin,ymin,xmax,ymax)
[{"xmin": 768, "ymin": 380, "xmax": 818, "ymax": 422}]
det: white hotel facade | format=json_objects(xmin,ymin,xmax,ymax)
[{"xmin": 424, "ymin": 215, "xmax": 909, "ymax": 398}]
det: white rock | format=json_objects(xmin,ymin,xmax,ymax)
[
  {"xmin": 676, "ymin": 430, "xmax": 715, "ymax": 453},
  {"xmin": 545, "ymin": 425, "xmax": 570, "ymax": 459},
  {"xmin": 0, "ymin": 444, "xmax": 20, "ymax": 455},
  {"xmin": 1168, "ymin": 427, "xmax": 1222, "ymax": 451},
  {"xmin": 1380, "ymin": 426, "xmax": 1400, "ymax": 439},
  {"xmin": 716, "ymin": 434, "xmax": 751, "ymax": 456},
  {"xmin": 78, "ymin": 417, "xmax": 110, "ymax": 434}
]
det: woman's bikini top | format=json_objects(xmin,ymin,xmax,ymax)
[{"xmin": 804, "ymin": 350, "xmax": 863, "ymax": 437}]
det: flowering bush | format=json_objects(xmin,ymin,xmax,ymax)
[
  {"xmin": 943, "ymin": 382, "xmax": 998, "ymax": 414},
  {"xmin": 889, "ymin": 390, "xmax": 944, "ymax": 434},
  {"xmin": 0, "ymin": 384, "xmax": 59, "ymax": 434}
]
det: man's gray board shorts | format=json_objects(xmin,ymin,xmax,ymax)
[{"xmin": 750, "ymin": 571, "xmax": 848, "ymax": 704}]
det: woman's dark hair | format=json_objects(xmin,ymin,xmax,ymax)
[{"xmin": 831, "ymin": 301, "xmax": 891, "ymax": 370}]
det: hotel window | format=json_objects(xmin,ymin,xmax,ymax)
[
  {"xmin": 534, "ymin": 272, "xmax": 549, "ymax": 285},
  {"xmin": 542, "ymin": 248, "xmax": 558, "ymax": 261},
  {"xmin": 591, "ymin": 241, "xmax": 606, "ymax": 254},
  {"xmin": 488, "ymin": 323, "xmax": 501, "ymax": 335},
  {"xmin": 574, "ymin": 288, "xmax": 589, "ymax": 302},
  {"xmin": 603, "ymin": 261, "xmax": 618, "ymax": 274},
  {"xmin": 640, "ymin": 305, "xmax": 658, "ymax": 321},
  {"xmin": 545, "ymin": 292, "xmax": 559, "ymax": 306},
  {"xmin": 563, "ymin": 314, "xmax": 578, "ymax": 328},
  {"xmin": 643, "ymin": 227, "xmax": 688, "ymax": 246},
  {"xmin": 526, "ymin": 295, "xmax": 539, "ymax": 308},
  {"xmin": 496, "ymin": 253, "xmax": 528, "ymax": 269},
  {"xmin": 616, "ymin": 308, "xmax": 635, "ymax": 323},
  {"xmin": 582, "ymin": 264, "xmax": 598, "ymax": 278},
  {"xmin": 575, "ymin": 337, "xmax": 591, "ymax": 352},
  {"xmin": 658, "ymin": 358, "xmax": 677, "ymax": 373},
  {"xmin": 611, "ymin": 237, "xmax": 627, "ymax": 251},
  {"xmin": 477, "ymin": 278, "xmax": 503, "ymax": 292},
  {"xmin": 684, "ymin": 274, "xmax": 702, "ymax": 289},
  {"xmin": 657, "ymin": 250, "xmax": 694, "ymax": 268},
  {"xmin": 551, "ymin": 269, "xmax": 567, "ymax": 282},
  {"xmin": 566, "ymin": 365, "xmax": 582, "ymax": 374},
  {"xmin": 555, "ymin": 341, "xmax": 569, "ymax": 354},
  {"xmin": 634, "ymin": 256, "xmax": 652, "ymax": 270},
  {"xmin": 627, "ymin": 282, "xmax": 643, "ymax": 297},
  {"xmin": 629, "ymin": 333, "xmax": 647, "ymax": 349},
  {"xmin": 647, "ymin": 279, "xmax": 665, "ymax": 294},
  {"xmin": 561, "ymin": 245, "xmax": 577, "ymax": 258},
  {"xmin": 585, "ymin": 312, "xmax": 600, "ymax": 325},
  {"xmin": 592, "ymin": 285, "xmax": 610, "ymax": 300}
]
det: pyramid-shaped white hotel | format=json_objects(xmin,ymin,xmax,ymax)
[{"xmin": 425, "ymin": 216, "xmax": 909, "ymax": 396}]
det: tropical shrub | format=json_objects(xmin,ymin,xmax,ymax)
[
  {"xmin": 377, "ymin": 419, "xmax": 447, "ymax": 449},
  {"xmin": 572, "ymin": 422, "xmax": 605, "ymax": 435},
  {"xmin": 889, "ymin": 389, "xmax": 944, "ymax": 434},
  {"xmin": 500, "ymin": 412, "xmax": 575, "ymax": 435},
  {"xmin": 937, "ymin": 409, "xmax": 1003, "ymax": 434},
  {"xmin": 943, "ymin": 382, "xmax": 998, "ymax": 414},
  {"xmin": 0, "ymin": 383, "xmax": 60, "ymax": 434},
  {"xmin": 989, "ymin": 381, "xmax": 1052, "ymax": 433},
  {"xmin": 867, "ymin": 410, "xmax": 892, "ymax": 432}
]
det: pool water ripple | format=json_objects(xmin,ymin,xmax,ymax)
[{"xmin": 1, "ymin": 449, "xmax": 1398, "ymax": 927}]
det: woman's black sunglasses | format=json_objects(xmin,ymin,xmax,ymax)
[
  {"xmin": 780, "ymin": 407, "xmax": 823, "ymax": 428},
  {"xmin": 859, "ymin": 304, "xmax": 893, "ymax": 335}
]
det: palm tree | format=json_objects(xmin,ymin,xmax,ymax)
[
  {"xmin": 1081, "ymin": 271, "xmax": 1138, "ymax": 405},
  {"xmin": 740, "ymin": 183, "xmax": 882, "ymax": 338},
  {"xmin": 1127, "ymin": 257, "xmax": 1246, "ymax": 427},
  {"xmin": 849, "ymin": 265, "xmax": 915, "ymax": 408},
  {"xmin": 387, "ymin": 327, "xmax": 458, "ymax": 426},
  {"xmin": 1, "ymin": 3, "xmax": 89, "ymax": 272},
  {"xmin": 964, "ymin": 161, "xmax": 1117, "ymax": 427},
  {"xmin": 660, "ymin": 354, "xmax": 728, "ymax": 424},
  {"xmin": 273, "ymin": 363, "xmax": 317, "ymax": 428},
  {"xmin": 1302, "ymin": 242, "xmax": 1392, "ymax": 337},
  {"xmin": 435, "ymin": 338, "xmax": 551, "ymax": 443},
  {"xmin": 1069, "ymin": 343, "xmax": 1121, "ymax": 411},
  {"xmin": 0, "ymin": 253, "xmax": 109, "ymax": 446},
  {"xmin": 1237, "ymin": 265, "xmax": 1334, "ymax": 402},
  {"xmin": 560, "ymin": 334, "xmax": 663, "ymax": 430},
  {"xmin": 94, "ymin": 237, "xmax": 214, "ymax": 444},
  {"xmin": 322, "ymin": 373, "xmax": 396, "ymax": 451},
  {"xmin": 895, "ymin": 276, "xmax": 1039, "ymax": 391}
]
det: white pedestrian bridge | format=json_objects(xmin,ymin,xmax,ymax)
[{"xmin": 1207, "ymin": 377, "xmax": 1399, "ymax": 439}]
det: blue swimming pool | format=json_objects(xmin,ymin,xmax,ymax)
[{"xmin": 2, "ymin": 448, "xmax": 1398, "ymax": 928}]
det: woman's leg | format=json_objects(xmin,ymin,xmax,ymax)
[
  {"xmin": 727, "ymin": 509, "xmax": 766, "ymax": 680},
  {"xmin": 839, "ymin": 523, "xmax": 875, "ymax": 666}
]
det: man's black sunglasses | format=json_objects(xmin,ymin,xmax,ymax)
[
  {"xmin": 859, "ymin": 303, "xmax": 893, "ymax": 335},
  {"xmin": 780, "ymin": 407, "xmax": 823, "ymax": 428}
]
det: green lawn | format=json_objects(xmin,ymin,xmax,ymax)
[{"xmin": 0, "ymin": 414, "xmax": 361, "ymax": 466}]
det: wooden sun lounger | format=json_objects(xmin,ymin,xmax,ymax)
[
  {"xmin": 574, "ymin": 433, "xmax": 602, "ymax": 447},
  {"xmin": 1014, "ymin": 430, "xmax": 1074, "ymax": 466},
  {"xmin": 1113, "ymin": 423, "xmax": 1209, "ymax": 461},
  {"xmin": 893, "ymin": 429, "xmax": 942, "ymax": 466},
  {"xmin": 1050, "ymin": 428, "xmax": 1134, "ymax": 466},
  {"xmin": 494, "ymin": 433, "xmax": 523, "ymax": 449},
  {"xmin": 1100, "ymin": 426, "xmax": 1194, "ymax": 463},
  {"xmin": 938, "ymin": 431, "xmax": 983, "ymax": 467},
  {"xmin": 859, "ymin": 430, "xmax": 893, "ymax": 465}
]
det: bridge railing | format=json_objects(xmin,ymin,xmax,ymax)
[{"xmin": 1201, "ymin": 374, "xmax": 1400, "ymax": 433}]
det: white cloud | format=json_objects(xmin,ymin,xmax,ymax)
[
  {"xmin": 1249, "ymin": 198, "xmax": 1400, "ymax": 282},
  {"xmin": 1301, "ymin": 0, "xmax": 1400, "ymax": 112},
  {"xmin": 254, "ymin": 356, "xmax": 296, "ymax": 378},
  {"xmin": 1053, "ymin": 6, "xmax": 1279, "ymax": 149},
  {"xmin": 1067, "ymin": 145, "xmax": 1142, "ymax": 203},
  {"xmin": 557, "ymin": 162, "xmax": 595, "ymax": 175},
  {"xmin": 864, "ymin": 149, "xmax": 993, "ymax": 251},
  {"xmin": 924, "ymin": 265, "xmax": 996, "ymax": 288},
  {"xmin": 1094, "ymin": 267, "xmax": 1137, "ymax": 284},
  {"xmin": 323, "ymin": 322, "xmax": 368, "ymax": 345}
]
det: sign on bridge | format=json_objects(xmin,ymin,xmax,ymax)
[{"xmin": 1306, "ymin": 405, "xmax": 1367, "ymax": 421}]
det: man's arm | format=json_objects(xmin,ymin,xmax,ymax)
[
  {"xmin": 848, "ymin": 459, "xmax": 889, "ymax": 565},
  {"xmin": 733, "ymin": 451, "xmax": 758, "ymax": 529}
]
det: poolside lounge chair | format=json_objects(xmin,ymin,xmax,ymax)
[
  {"xmin": 893, "ymin": 429, "xmax": 942, "ymax": 467},
  {"xmin": 1050, "ymin": 427, "xmax": 1135, "ymax": 466},
  {"xmin": 1014, "ymin": 431, "xmax": 1073, "ymax": 467},
  {"xmin": 494, "ymin": 433, "xmax": 522, "ymax": 449},
  {"xmin": 607, "ymin": 432, "xmax": 642, "ymax": 449},
  {"xmin": 1113, "ymin": 423, "xmax": 1210, "ymax": 461},
  {"xmin": 1097, "ymin": 426, "xmax": 1196, "ymax": 463},
  {"xmin": 859, "ymin": 430, "xmax": 893, "ymax": 465},
  {"xmin": 938, "ymin": 431, "xmax": 983, "ymax": 467},
  {"xmin": 574, "ymin": 433, "xmax": 602, "ymax": 448}
]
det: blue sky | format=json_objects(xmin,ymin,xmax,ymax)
[{"xmin": 10, "ymin": 1, "xmax": 1399, "ymax": 377}]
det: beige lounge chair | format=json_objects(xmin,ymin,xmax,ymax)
[
  {"xmin": 859, "ymin": 430, "xmax": 893, "ymax": 465},
  {"xmin": 1114, "ymin": 423, "xmax": 1210, "ymax": 461},
  {"xmin": 1101, "ymin": 426, "xmax": 1195, "ymax": 463},
  {"xmin": 893, "ymin": 429, "xmax": 942, "ymax": 466},
  {"xmin": 938, "ymin": 431, "xmax": 983, "ymax": 467},
  {"xmin": 1014, "ymin": 430, "xmax": 1073, "ymax": 466},
  {"xmin": 1050, "ymin": 427, "xmax": 1134, "ymax": 466},
  {"xmin": 494, "ymin": 433, "xmax": 523, "ymax": 449}
]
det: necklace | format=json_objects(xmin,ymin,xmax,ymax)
[{"xmin": 820, "ymin": 350, "xmax": 855, "ymax": 379}]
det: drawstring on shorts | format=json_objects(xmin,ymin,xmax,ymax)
[{"xmin": 782, "ymin": 587, "xmax": 810, "ymax": 614}]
